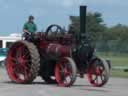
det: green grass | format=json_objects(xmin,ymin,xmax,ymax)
[
  {"xmin": 97, "ymin": 52, "xmax": 128, "ymax": 66},
  {"xmin": 97, "ymin": 52, "xmax": 128, "ymax": 78},
  {"xmin": 111, "ymin": 70, "xmax": 128, "ymax": 78}
]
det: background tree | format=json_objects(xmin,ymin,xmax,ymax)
[
  {"xmin": 69, "ymin": 12, "xmax": 106, "ymax": 46},
  {"xmin": 69, "ymin": 12, "xmax": 128, "ymax": 53}
]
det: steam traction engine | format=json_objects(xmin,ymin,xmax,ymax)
[{"xmin": 5, "ymin": 6, "xmax": 110, "ymax": 87}]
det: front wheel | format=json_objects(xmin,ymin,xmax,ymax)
[
  {"xmin": 55, "ymin": 57, "xmax": 77, "ymax": 87},
  {"xmin": 87, "ymin": 57, "xmax": 110, "ymax": 87}
]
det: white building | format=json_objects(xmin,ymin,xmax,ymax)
[{"xmin": 0, "ymin": 33, "xmax": 21, "ymax": 48}]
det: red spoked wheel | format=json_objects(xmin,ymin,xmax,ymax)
[
  {"xmin": 6, "ymin": 41, "xmax": 40, "ymax": 84},
  {"xmin": 55, "ymin": 57, "xmax": 77, "ymax": 87},
  {"xmin": 87, "ymin": 57, "xmax": 109, "ymax": 87}
]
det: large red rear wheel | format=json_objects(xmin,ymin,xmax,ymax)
[
  {"xmin": 6, "ymin": 41, "xmax": 40, "ymax": 84},
  {"xmin": 87, "ymin": 57, "xmax": 109, "ymax": 87},
  {"xmin": 55, "ymin": 57, "xmax": 77, "ymax": 87}
]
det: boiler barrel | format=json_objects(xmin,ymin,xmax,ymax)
[{"xmin": 46, "ymin": 44, "xmax": 71, "ymax": 57}]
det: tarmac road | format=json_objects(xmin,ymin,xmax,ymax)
[{"xmin": 0, "ymin": 69, "xmax": 128, "ymax": 96}]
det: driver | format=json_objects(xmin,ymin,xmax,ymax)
[{"xmin": 23, "ymin": 15, "xmax": 37, "ymax": 35}]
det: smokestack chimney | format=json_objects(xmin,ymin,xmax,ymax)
[{"xmin": 80, "ymin": 5, "xmax": 87, "ymax": 38}]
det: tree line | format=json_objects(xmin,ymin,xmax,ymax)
[{"xmin": 69, "ymin": 12, "xmax": 128, "ymax": 53}]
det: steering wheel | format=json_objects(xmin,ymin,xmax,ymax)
[{"xmin": 45, "ymin": 24, "xmax": 65, "ymax": 37}]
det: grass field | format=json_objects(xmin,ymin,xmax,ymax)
[{"xmin": 97, "ymin": 52, "xmax": 128, "ymax": 78}]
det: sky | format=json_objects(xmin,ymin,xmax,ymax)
[{"xmin": 0, "ymin": 0, "xmax": 127, "ymax": 36}]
